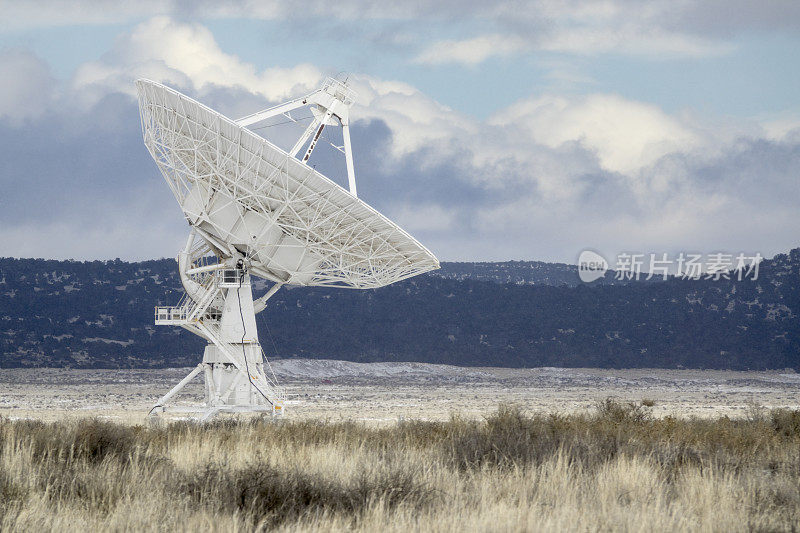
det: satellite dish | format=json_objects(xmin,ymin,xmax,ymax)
[{"xmin": 136, "ymin": 77, "xmax": 439, "ymax": 419}]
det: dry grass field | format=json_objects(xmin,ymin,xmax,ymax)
[
  {"xmin": 2, "ymin": 361, "xmax": 800, "ymax": 531},
  {"xmin": 2, "ymin": 402, "xmax": 800, "ymax": 531}
]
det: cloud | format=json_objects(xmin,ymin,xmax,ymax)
[
  {"xmin": 0, "ymin": 50, "xmax": 54, "ymax": 123},
  {"xmin": 3, "ymin": 1, "xmax": 797, "ymax": 61},
  {"xmin": 347, "ymin": 83, "xmax": 800, "ymax": 261},
  {"xmin": 486, "ymin": 0, "xmax": 793, "ymax": 57},
  {"xmin": 662, "ymin": 0, "xmax": 800, "ymax": 36},
  {"xmin": 71, "ymin": 16, "xmax": 323, "ymax": 109},
  {"xmin": 487, "ymin": 1, "xmax": 740, "ymax": 57},
  {"xmin": 347, "ymin": 76, "xmax": 477, "ymax": 158},
  {"xmin": 459, "ymin": 134, "xmax": 800, "ymax": 262},
  {"xmin": 536, "ymin": 26, "xmax": 733, "ymax": 57},
  {"xmin": 0, "ymin": 0, "xmax": 284, "ymax": 31},
  {"xmin": 0, "ymin": 211, "xmax": 186, "ymax": 261},
  {"xmin": 391, "ymin": 204, "xmax": 457, "ymax": 233},
  {"xmin": 0, "ymin": 16, "xmax": 799, "ymax": 264},
  {"xmin": 413, "ymin": 34, "xmax": 528, "ymax": 66},
  {"xmin": 488, "ymin": 94, "xmax": 700, "ymax": 174},
  {"xmin": 761, "ymin": 116, "xmax": 800, "ymax": 142}
]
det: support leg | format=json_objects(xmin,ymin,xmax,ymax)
[
  {"xmin": 199, "ymin": 407, "xmax": 221, "ymax": 422},
  {"xmin": 220, "ymin": 371, "xmax": 244, "ymax": 404},
  {"xmin": 203, "ymin": 364, "xmax": 214, "ymax": 403},
  {"xmin": 149, "ymin": 363, "xmax": 204, "ymax": 415}
]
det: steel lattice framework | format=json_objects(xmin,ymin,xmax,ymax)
[{"xmin": 137, "ymin": 79, "xmax": 439, "ymax": 289}]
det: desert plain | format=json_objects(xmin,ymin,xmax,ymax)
[{"xmin": 2, "ymin": 359, "xmax": 798, "ymax": 422}]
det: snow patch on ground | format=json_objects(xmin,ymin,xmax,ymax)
[{"xmin": 270, "ymin": 359, "xmax": 492, "ymax": 379}]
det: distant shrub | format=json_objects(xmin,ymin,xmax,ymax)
[
  {"xmin": 745, "ymin": 400, "xmax": 767, "ymax": 422},
  {"xmin": 771, "ymin": 409, "xmax": 800, "ymax": 437},
  {"xmin": 71, "ymin": 419, "xmax": 137, "ymax": 462},
  {"xmin": 175, "ymin": 463, "xmax": 432, "ymax": 526},
  {"xmin": 595, "ymin": 398, "xmax": 650, "ymax": 424},
  {"xmin": 445, "ymin": 405, "xmax": 551, "ymax": 469}
]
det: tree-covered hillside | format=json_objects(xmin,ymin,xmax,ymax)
[{"xmin": 0, "ymin": 251, "xmax": 797, "ymax": 369}]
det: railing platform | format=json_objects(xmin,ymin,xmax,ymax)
[{"xmin": 155, "ymin": 306, "xmax": 190, "ymax": 325}]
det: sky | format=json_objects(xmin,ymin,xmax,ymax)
[{"xmin": 0, "ymin": 0, "xmax": 799, "ymax": 264}]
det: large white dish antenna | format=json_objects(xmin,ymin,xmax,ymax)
[
  {"xmin": 137, "ymin": 78, "xmax": 439, "ymax": 419},
  {"xmin": 136, "ymin": 79, "xmax": 439, "ymax": 289}
]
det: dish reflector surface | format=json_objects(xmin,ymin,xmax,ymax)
[{"xmin": 136, "ymin": 79, "xmax": 439, "ymax": 289}]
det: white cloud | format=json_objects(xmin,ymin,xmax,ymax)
[
  {"xmin": 537, "ymin": 26, "xmax": 733, "ymax": 57},
  {"xmin": 0, "ymin": 16, "xmax": 798, "ymax": 263},
  {"xmin": 494, "ymin": 0, "xmax": 737, "ymax": 57},
  {"xmin": 68, "ymin": 17, "xmax": 473, "ymax": 159},
  {"xmin": 0, "ymin": 1, "xmax": 285, "ymax": 31},
  {"xmin": 403, "ymin": 1, "xmax": 737, "ymax": 61},
  {"xmin": 5, "ymin": 0, "xmax": 787, "ymax": 61},
  {"xmin": 488, "ymin": 94, "xmax": 700, "ymax": 174},
  {"xmin": 71, "ymin": 17, "xmax": 322, "ymax": 107},
  {"xmin": 0, "ymin": 217, "xmax": 186, "ymax": 261},
  {"xmin": 413, "ymin": 34, "xmax": 528, "ymax": 66},
  {"xmin": 391, "ymin": 204, "xmax": 457, "ymax": 233},
  {"xmin": 760, "ymin": 115, "xmax": 800, "ymax": 141},
  {"xmin": 349, "ymin": 76, "xmax": 478, "ymax": 158},
  {"xmin": 0, "ymin": 50, "xmax": 54, "ymax": 123}
]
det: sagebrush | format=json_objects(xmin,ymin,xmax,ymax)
[{"xmin": 2, "ymin": 401, "xmax": 800, "ymax": 531}]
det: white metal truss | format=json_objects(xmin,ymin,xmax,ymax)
[
  {"xmin": 237, "ymin": 77, "xmax": 359, "ymax": 195},
  {"xmin": 136, "ymin": 78, "xmax": 439, "ymax": 290}
]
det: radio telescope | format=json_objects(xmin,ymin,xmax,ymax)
[{"xmin": 136, "ymin": 77, "xmax": 439, "ymax": 419}]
